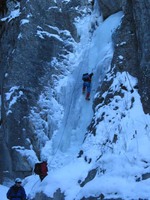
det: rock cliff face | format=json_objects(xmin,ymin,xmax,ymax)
[
  {"xmin": 94, "ymin": 0, "xmax": 150, "ymax": 112},
  {"xmin": 98, "ymin": 0, "xmax": 122, "ymax": 19},
  {"xmin": 0, "ymin": 0, "xmax": 150, "ymax": 199},
  {"xmin": 132, "ymin": 0, "xmax": 150, "ymax": 113},
  {"xmin": 0, "ymin": 0, "xmax": 89, "ymax": 181}
]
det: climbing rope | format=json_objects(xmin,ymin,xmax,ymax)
[{"xmin": 27, "ymin": 178, "xmax": 41, "ymax": 200}]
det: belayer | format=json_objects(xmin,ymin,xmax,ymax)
[
  {"xmin": 82, "ymin": 72, "xmax": 93, "ymax": 100},
  {"xmin": 6, "ymin": 178, "xmax": 27, "ymax": 200}
]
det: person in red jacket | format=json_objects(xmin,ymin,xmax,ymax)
[
  {"xmin": 82, "ymin": 72, "xmax": 93, "ymax": 100},
  {"xmin": 39, "ymin": 161, "xmax": 48, "ymax": 181}
]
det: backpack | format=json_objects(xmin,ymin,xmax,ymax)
[
  {"xmin": 41, "ymin": 161, "xmax": 48, "ymax": 175},
  {"xmin": 34, "ymin": 163, "xmax": 42, "ymax": 175},
  {"xmin": 82, "ymin": 73, "xmax": 89, "ymax": 81}
]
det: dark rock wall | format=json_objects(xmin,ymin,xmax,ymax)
[
  {"xmin": 112, "ymin": 0, "xmax": 150, "ymax": 113},
  {"xmin": 132, "ymin": 0, "xmax": 150, "ymax": 113},
  {"xmin": 0, "ymin": 0, "xmax": 88, "ymax": 181},
  {"xmin": 98, "ymin": 0, "xmax": 122, "ymax": 19},
  {"xmin": 33, "ymin": 189, "xmax": 65, "ymax": 200},
  {"xmin": 95, "ymin": 0, "xmax": 150, "ymax": 114},
  {"xmin": 112, "ymin": 1, "xmax": 138, "ymax": 73}
]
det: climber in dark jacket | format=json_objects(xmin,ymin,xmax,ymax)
[
  {"xmin": 82, "ymin": 72, "xmax": 93, "ymax": 100},
  {"xmin": 7, "ymin": 178, "xmax": 26, "ymax": 200}
]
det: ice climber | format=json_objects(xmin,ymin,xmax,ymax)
[{"xmin": 82, "ymin": 72, "xmax": 93, "ymax": 100}]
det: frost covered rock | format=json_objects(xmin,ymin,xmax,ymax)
[
  {"xmin": 32, "ymin": 189, "xmax": 65, "ymax": 200},
  {"xmin": 98, "ymin": 0, "xmax": 122, "ymax": 19},
  {"xmin": 0, "ymin": 0, "xmax": 87, "ymax": 180},
  {"xmin": 111, "ymin": 0, "xmax": 150, "ymax": 113}
]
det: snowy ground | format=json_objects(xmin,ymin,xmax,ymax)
[{"xmin": 1, "ymin": 185, "xmax": 8, "ymax": 200}]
